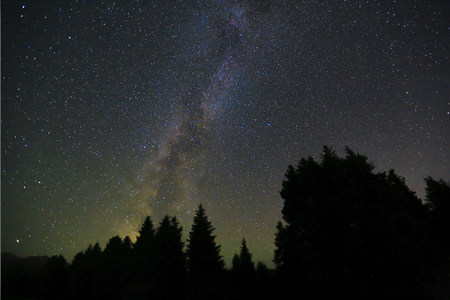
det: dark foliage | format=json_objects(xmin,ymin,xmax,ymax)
[
  {"xmin": 68, "ymin": 242, "xmax": 102, "ymax": 299},
  {"xmin": 425, "ymin": 177, "xmax": 450, "ymax": 249},
  {"xmin": 99, "ymin": 235, "xmax": 131, "ymax": 299},
  {"xmin": 38, "ymin": 255, "xmax": 68, "ymax": 299},
  {"xmin": 186, "ymin": 204, "xmax": 227, "ymax": 299},
  {"xmin": 231, "ymin": 238, "xmax": 256, "ymax": 299},
  {"xmin": 124, "ymin": 216, "xmax": 156, "ymax": 298},
  {"xmin": 232, "ymin": 238, "xmax": 255, "ymax": 278},
  {"xmin": 274, "ymin": 146, "xmax": 448, "ymax": 299},
  {"xmin": 153, "ymin": 216, "xmax": 187, "ymax": 298},
  {"xmin": 186, "ymin": 204, "xmax": 225, "ymax": 279},
  {"xmin": 2, "ymin": 146, "xmax": 449, "ymax": 300}
]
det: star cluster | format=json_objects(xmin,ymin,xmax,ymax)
[{"xmin": 2, "ymin": 0, "xmax": 448, "ymax": 267}]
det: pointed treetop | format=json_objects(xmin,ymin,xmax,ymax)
[
  {"xmin": 123, "ymin": 236, "xmax": 132, "ymax": 249},
  {"xmin": 139, "ymin": 216, "xmax": 156, "ymax": 236},
  {"xmin": 187, "ymin": 204, "xmax": 224, "ymax": 277},
  {"xmin": 239, "ymin": 238, "xmax": 254, "ymax": 267},
  {"xmin": 134, "ymin": 216, "xmax": 157, "ymax": 253}
]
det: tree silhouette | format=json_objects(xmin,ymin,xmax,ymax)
[
  {"xmin": 231, "ymin": 238, "xmax": 255, "ymax": 277},
  {"xmin": 423, "ymin": 176, "xmax": 450, "ymax": 285},
  {"xmin": 68, "ymin": 243, "xmax": 102, "ymax": 299},
  {"xmin": 134, "ymin": 216, "xmax": 156, "ymax": 252},
  {"xmin": 186, "ymin": 204, "xmax": 225, "ymax": 278},
  {"xmin": 38, "ymin": 255, "xmax": 68, "ymax": 299},
  {"xmin": 425, "ymin": 177, "xmax": 450, "ymax": 248},
  {"xmin": 274, "ymin": 146, "xmax": 431, "ymax": 298},
  {"xmin": 121, "ymin": 235, "xmax": 133, "ymax": 293},
  {"xmin": 186, "ymin": 204, "xmax": 225, "ymax": 298},
  {"xmin": 132, "ymin": 216, "xmax": 156, "ymax": 288},
  {"xmin": 256, "ymin": 261, "xmax": 268, "ymax": 276},
  {"xmin": 100, "ymin": 236, "xmax": 128, "ymax": 299},
  {"xmin": 123, "ymin": 235, "xmax": 132, "ymax": 250},
  {"xmin": 4, "ymin": 157, "xmax": 447, "ymax": 300},
  {"xmin": 153, "ymin": 215, "xmax": 187, "ymax": 298},
  {"xmin": 231, "ymin": 238, "xmax": 256, "ymax": 299},
  {"xmin": 255, "ymin": 261, "xmax": 274, "ymax": 299}
]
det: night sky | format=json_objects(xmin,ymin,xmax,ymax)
[{"xmin": 2, "ymin": 0, "xmax": 448, "ymax": 267}]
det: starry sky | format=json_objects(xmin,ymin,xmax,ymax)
[{"xmin": 2, "ymin": 0, "xmax": 448, "ymax": 267}]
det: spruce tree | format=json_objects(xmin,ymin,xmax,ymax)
[
  {"xmin": 232, "ymin": 238, "xmax": 255, "ymax": 275},
  {"xmin": 132, "ymin": 216, "xmax": 156, "ymax": 286},
  {"xmin": 231, "ymin": 238, "xmax": 256, "ymax": 299},
  {"xmin": 123, "ymin": 235, "xmax": 132, "ymax": 251},
  {"xmin": 101, "ymin": 236, "xmax": 126, "ymax": 299},
  {"xmin": 68, "ymin": 243, "xmax": 102, "ymax": 299},
  {"xmin": 186, "ymin": 204, "xmax": 224, "ymax": 279},
  {"xmin": 134, "ymin": 216, "xmax": 156, "ymax": 254},
  {"xmin": 154, "ymin": 215, "xmax": 187, "ymax": 298}
]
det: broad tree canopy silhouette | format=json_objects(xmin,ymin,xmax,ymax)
[
  {"xmin": 425, "ymin": 176, "xmax": 450, "ymax": 249},
  {"xmin": 274, "ymin": 146, "xmax": 430, "ymax": 298},
  {"xmin": 38, "ymin": 255, "xmax": 68, "ymax": 300}
]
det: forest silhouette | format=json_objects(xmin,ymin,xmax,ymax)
[{"xmin": 2, "ymin": 146, "xmax": 450, "ymax": 299}]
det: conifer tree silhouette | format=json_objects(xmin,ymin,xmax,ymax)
[
  {"xmin": 232, "ymin": 238, "xmax": 255, "ymax": 277},
  {"xmin": 132, "ymin": 216, "xmax": 156, "ymax": 286},
  {"xmin": 186, "ymin": 204, "xmax": 225, "ymax": 279},
  {"xmin": 153, "ymin": 215, "xmax": 187, "ymax": 298},
  {"xmin": 134, "ymin": 216, "xmax": 156, "ymax": 255},
  {"xmin": 100, "ymin": 236, "xmax": 126, "ymax": 299},
  {"xmin": 68, "ymin": 243, "xmax": 102, "ymax": 299},
  {"xmin": 231, "ymin": 238, "xmax": 256, "ymax": 299},
  {"xmin": 186, "ymin": 204, "xmax": 225, "ymax": 298}
]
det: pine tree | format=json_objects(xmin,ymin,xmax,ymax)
[
  {"xmin": 134, "ymin": 216, "xmax": 156, "ymax": 254},
  {"xmin": 132, "ymin": 216, "xmax": 156, "ymax": 286},
  {"xmin": 103, "ymin": 235, "xmax": 124, "ymax": 260},
  {"xmin": 233, "ymin": 238, "xmax": 255, "ymax": 275},
  {"xmin": 68, "ymin": 243, "xmax": 102, "ymax": 299},
  {"xmin": 123, "ymin": 235, "xmax": 132, "ymax": 252},
  {"xmin": 155, "ymin": 216, "xmax": 186, "ymax": 274},
  {"xmin": 101, "ymin": 236, "xmax": 126, "ymax": 299},
  {"xmin": 154, "ymin": 215, "xmax": 187, "ymax": 297},
  {"xmin": 232, "ymin": 253, "xmax": 240, "ymax": 271},
  {"xmin": 186, "ymin": 204, "xmax": 225, "ymax": 279},
  {"xmin": 121, "ymin": 235, "xmax": 133, "ymax": 296},
  {"xmin": 231, "ymin": 238, "xmax": 256, "ymax": 299}
]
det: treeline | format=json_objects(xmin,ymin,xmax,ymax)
[
  {"xmin": 2, "ymin": 146, "xmax": 450, "ymax": 299},
  {"xmin": 3, "ymin": 205, "xmax": 272, "ymax": 300}
]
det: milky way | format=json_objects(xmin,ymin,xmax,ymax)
[
  {"xmin": 128, "ymin": 3, "xmax": 249, "ymax": 229},
  {"xmin": 2, "ymin": 0, "xmax": 448, "ymax": 266}
]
